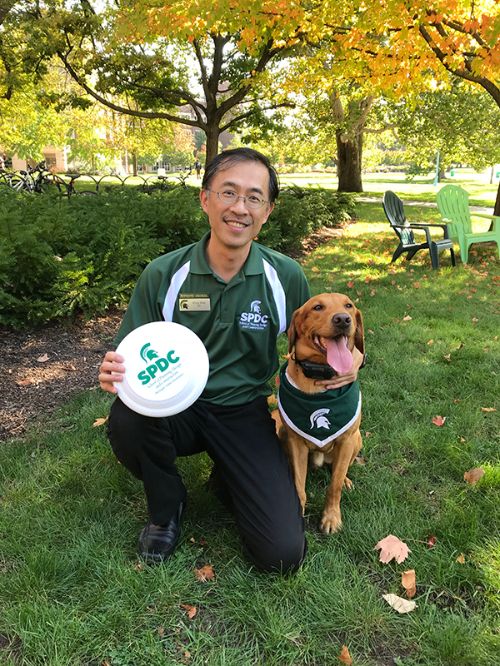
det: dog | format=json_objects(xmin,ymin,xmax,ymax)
[{"xmin": 277, "ymin": 293, "xmax": 364, "ymax": 534}]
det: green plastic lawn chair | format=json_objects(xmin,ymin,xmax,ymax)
[{"xmin": 436, "ymin": 185, "xmax": 500, "ymax": 263}]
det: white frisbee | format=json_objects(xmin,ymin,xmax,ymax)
[{"xmin": 114, "ymin": 321, "xmax": 209, "ymax": 417}]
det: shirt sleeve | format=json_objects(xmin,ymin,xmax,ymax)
[{"xmin": 114, "ymin": 261, "xmax": 166, "ymax": 346}]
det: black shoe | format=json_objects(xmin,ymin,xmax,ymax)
[{"xmin": 138, "ymin": 502, "xmax": 185, "ymax": 564}]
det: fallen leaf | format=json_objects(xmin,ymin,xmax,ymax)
[
  {"xmin": 383, "ymin": 593, "xmax": 417, "ymax": 614},
  {"xmin": 463, "ymin": 467, "xmax": 485, "ymax": 485},
  {"xmin": 311, "ymin": 266, "xmax": 320, "ymax": 272},
  {"xmin": 374, "ymin": 535, "xmax": 411, "ymax": 564},
  {"xmin": 456, "ymin": 553, "xmax": 465, "ymax": 564},
  {"xmin": 16, "ymin": 378, "xmax": 32, "ymax": 386},
  {"xmin": 133, "ymin": 561, "xmax": 144, "ymax": 572},
  {"xmin": 427, "ymin": 339, "xmax": 434, "ymax": 345},
  {"xmin": 480, "ymin": 407, "xmax": 496, "ymax": 413},
  {"xmin": 401, "ymin": 569, "xmax": 416, "ymax": 598},
  {"xmin": 157, "ymin": 626, "xmax": 165, "ymax": 637},
  {"xmin": 180, "ymin": 604, "xmax": 197, "ymax": 619},
  {"xmin": 412, "ymin": 281, "xmax": 421, "ymax": 289},
  {"xmin": 347, "ymin": 281, "xmax": 355, "ymax": 288},
  {"xmin": 427, "ymin": 535, "xmax": 437, "ymax": 548},
  {"xmin": 432, "ymin": 415, "xmax": 446, "ymax": 427},
  {"xmin": 355, "ymin": 455, "xmax": 367, "ymax": 465},
  {"xmin": 472, "ymin": 317, "xmax": 479, "ymax": 323},
  {"xmin": 62, "ymin": 363, "xmax": 77, "ymax": 371},
  {"xmin": 37, "ymin": 353, "xmax": 49, "ymax": 363},
  {"xmin": 403, "ymin": 315, "xmax": 412, "ymax": 321},
  {"xmin": 195, "ymin": 564, "xmax": 215, "ymax": 582},
  {"xmin": 443, "ymin": 354, "xmax": 451, "ymax": 362},
  {"xmin": 338, "ymin": 644, "xmax": 353, "ymax": 664},
  {"xmin": 93, "ymin": 417, "xmax": 108, "ymax": 428}
]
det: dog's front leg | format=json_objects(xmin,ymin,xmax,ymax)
[
  {"xmin": 320, "ymin": 429, "xmax": 361, "ymax": 534},
  {"xmin": 285, "ymin": 431, "xmax": 310, "ymax": 514}
]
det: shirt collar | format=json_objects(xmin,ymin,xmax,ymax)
[{"xmin": 189, "ymin": 232, "xmax": 265, "ymax": 277}]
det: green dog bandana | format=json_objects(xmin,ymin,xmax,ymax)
[{"xmin": 277, "ymin": 362, "xmax": 361, "ymax": 448}]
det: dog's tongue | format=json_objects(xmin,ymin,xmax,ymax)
[{"xmin": 326, "ymin": 337, "xmax": 353, "ymax": 374}]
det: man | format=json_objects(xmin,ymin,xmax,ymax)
[{"xmin": 99, "ymin": 148, "xmax": 361, "ymax": 572}]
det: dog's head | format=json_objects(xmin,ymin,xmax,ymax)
[{"xmin": 288, "ymin": 293, "xmax": 364, "ymax": 374}]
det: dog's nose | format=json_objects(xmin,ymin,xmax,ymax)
[{"xmin": 332, "ymin": 313, "xmax": 351, "ymax": 328}]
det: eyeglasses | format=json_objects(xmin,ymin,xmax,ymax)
[{"xmin": 206, "ymin": 189, "xmax": 268, "ymax": 210}]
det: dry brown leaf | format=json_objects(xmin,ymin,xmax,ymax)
[
  {"xmin": 347, "ymin": 281, "xmax": 355, "ymax": 288},
  {"xmin": 355, "ymin": 455, "xmax": 367, "ymax": 465},
  {"xmin": 456, "ymin": 553, "xmax": 465, "ymax": 564},
  {"xmin": 427, "ymin": 339, "xmax": 434, "ymax": 345},
  {"xmin": 37, "ymin": 353, "xmax": 50, "ymax": 363},
  {"xmin": 195, "ymin": 564, "xmax": 215, "ymax": 582},
  {"xmin": 432, "ymin": 415, "xmax": 446, "ymax": 427},
  {"xmin": 427, "ymin": 535, "xmax": 437, "ymax": 548},
  {"xmin": 338, "ymin": 644, "xmax": 353, "ymax": 664},
  {"xmin": 443, "ymin": 354, "xmax": 451, "ymax": 362},
  {"xmin": 157, "ymin": 626, "xmax": 165, "ymax": 638},
  {"xmin": 463, "ymin": 467, "xmax": 485, "ymax": 485},
  {"xmin": 93, "ymin": 417, "xmax": 108, "ymax": 428},
  {"xmin": 382, "ymin": 593, "xmax": 417, "ymax": 614},
  {"xmin": 16, "ymin": 378, "xmax": 32, "ymax": 386},
  {"xmin": 180, "ymin": 604, "xmax": 197, "ymax": 619},
  {"xmin": 402, "ymin": 315, "xmax": 412, "ymax": 321},
  {"xmin": 311, "ymin": 266, "xmax": 320, "ymax": 272},
  {"xmin": 401, "ymin": 569, "xmax": 416, "ymax": 599},
  {"xmin": 480, "ymin": 407, "xmax": 496, "ymax": 413},
  {"xmin": 374, "ymin": 535, "xmax": 411, "ymax": 564}
]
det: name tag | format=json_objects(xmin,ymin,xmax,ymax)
[{"xmin": 179, "ymin": 297, "xmax": 211, "ymax": 311}]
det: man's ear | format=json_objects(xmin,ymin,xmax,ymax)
[
  {"xmin": 199, "ymin": 188, "xmax": 209, "ymax": 214},
  {"xmin": 262, "ymin": 202, "xmax": 274, "ymax": 225}
]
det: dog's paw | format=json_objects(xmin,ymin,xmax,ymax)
[
  {"xmin": 320, "ymin": 510, "xmax": 342, "ymax": 534},
  {"xmin": 343, "ymin": 476, "xmax": 354, "ymax": 491}
]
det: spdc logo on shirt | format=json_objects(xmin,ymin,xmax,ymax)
[{"xmin": 239, "ymin": 299, "xmax": 269, "ymax": 331}]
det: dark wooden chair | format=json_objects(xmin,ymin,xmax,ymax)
[{"xmin": 382, "ymin": 191, "xmax": 456, "ymax": 270}]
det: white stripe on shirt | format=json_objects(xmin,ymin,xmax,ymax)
[
  {"xmin": 263, "ymin": 259, "xmax": 287, "ymax": 334},
  {"xmin": 162, "ymin": 261, "xmax": 190, "ymax": 321}
]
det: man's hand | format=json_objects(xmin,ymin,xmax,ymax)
[
  {"xmin": 98, "ymin": 351, "xmax": 125, "ymax": 394},
  {"xmin": 314, "ymin": 347, "xmax": 364, "ymax": 391}
]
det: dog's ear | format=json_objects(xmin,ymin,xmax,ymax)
[
  {"xmin": 287, "ymin": 309, "xmax": 299, "ymax": 352},
  {"xmin": 354, "ymin": 308, "xmax": 365, "ymax": 356}
]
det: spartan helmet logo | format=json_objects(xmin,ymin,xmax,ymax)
[
  {"xmin": 250, "ymin": 300, "xmax": 261, "ymax": 313},
  {"xmin": 310, "ymin": 408, "xmax": 331, "ymax": 430},
  {"xmin": 140, "ymin": 342, "xmax": 159, "ymax": 363}
]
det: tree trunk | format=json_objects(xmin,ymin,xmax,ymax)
[
  {"xmin": 494, "ymin": 181, "xmax": 500, "ymax": 217},
  {"xmin": 336, "ymin": 129, "xmax": 363, "ymax": 192},
  {"xmin": 132, "ymin": 152, "xmax": 138, "ymax": 177},
  {"xmin": 204, "ymin": 124, "xmax": 221, "ymax": 166}
]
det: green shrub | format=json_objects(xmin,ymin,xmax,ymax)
[
  {"xmin": 0, "ymin": 185, "xmax": 355, "ymax": 328},
  {"xmin": 260, "ymin": 186, "xmax": 356, "ymax": 254}
]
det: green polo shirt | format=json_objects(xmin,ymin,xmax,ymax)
[{"xmin": 116, "ymin": 232, "xmax": 310, "ymax": 405}]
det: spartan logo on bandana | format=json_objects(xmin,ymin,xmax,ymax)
[
  {"xmin": 310, "ymin": 408, "xmax": 332, "ymax": 430},
  {"xmin": 239, "ymin": 299, "xmax": 270, "ymax": 330}
]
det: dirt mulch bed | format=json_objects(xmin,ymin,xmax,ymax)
[{"xmin": 0, "ymin": 309, "xmax": 123, "ymax": 442}]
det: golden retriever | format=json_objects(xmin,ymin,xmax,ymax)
[{"xmin": 278, "ymin": 293, "xmax": 364, "ymax": 533}]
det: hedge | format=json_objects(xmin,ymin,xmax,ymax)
[{"xmin": 0, "ymin": 185, "xmax": 355, "ymax": 327}]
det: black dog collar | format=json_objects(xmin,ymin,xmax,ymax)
[{"xmin": 293, "ymin": 356, "xmax": 337, "ymax": 380}]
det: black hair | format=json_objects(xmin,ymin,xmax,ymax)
[{"xmin": 201, "ymin": 147, "xmax": 279, "ymax": 203}]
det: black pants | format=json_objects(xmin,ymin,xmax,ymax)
[{"xmin": 107, "ymin": 396, "xmax": 305, "ymax": 572}]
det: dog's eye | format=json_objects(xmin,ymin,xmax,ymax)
[
  {"xmin": 345, "ymin": 303, "xmax": 353, "ymax": 308},
  {"xmin": 312, "ymin": 304, "xmax": 324, "ymax": 311}
]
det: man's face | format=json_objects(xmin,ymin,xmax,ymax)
[{"xmin": 199, "ymin": 160, "xmax": 274, "ymax": 251}]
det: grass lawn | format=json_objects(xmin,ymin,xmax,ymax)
[
  {"xmin": 1, "ymin": 202, "xmax": 499, "ymax": 665},
  {"xmin": 278, "ymin": 170, "xmax": 499, "ymax": 208}
]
